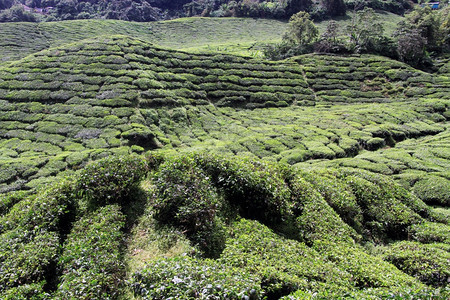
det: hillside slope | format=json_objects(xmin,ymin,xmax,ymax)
[
  {"xmin": 0, "ymin": 11, "xmax": 405, "ymax": 63},
  {"xmin": 0, "ymin": 18, "xmax": 286, "ymax": 63},
  {"xmin": 0, "ymin": 35, "xmax": 448, "ymax": 193},
  {"xmin": 0, "ymin": 34, "xmax": 449, "ymax": 299}
]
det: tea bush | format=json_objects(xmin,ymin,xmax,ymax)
[
  {"xmin": 192, "ymin": 153, "xmax": 291, "ymax": 226},
  {"xmin": 380, "ymin": 241, "xmax": 450, "ymax": 287},
  {"xmin": 0, "ymin": 180, "xmax": 76, "ymax": 294},
  {"xmin": 408, "ymin": 222, "xmax": 450, "ymax": 244},
  {"xmin": 219, "ymin": 219, "xmax": 352, "ymax": 298},
  {"xmin": 338, "ymin": 169, "xmax": 423, "ymax": 241},
  {"xmin": 152, "ymin": 155, "xmax": 226, "ymax": 257},
  {"xmin": 56, "ymin": 205, "xmax": 125, "ymax": 299},
  {"xmin": 412, "ymin": 176, "xmax": 450, "ymax": 206},
  {"xmin": 131, "ymin": 254, "xmax": 262, "ymax": 299},
  {"xmin": 313, "ymin": 240, "xmax": 423, "ymax": 290},
  {"xmin": 76, "ymin": 154, "xmax": 148, "ymax": 210},
  {"xmin": 289, "ymin": 175, "xmax": 359, "ymax": 244}
]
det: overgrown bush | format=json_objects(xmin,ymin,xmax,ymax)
[
  {"xmin": 380, "ymin": 241, "xmax": 450, "ymax": 287},
  {"xmin": 152, "ymin": 155, "xmax": 227, "ymax": 257},
  {"xmin": 131, "ymin": 255, "xmax": 262, "ymax": 299},
  {"xmin": 56, "ymin": 205, "xmax": 126, "ymax": 299},
  {"xmin": 76, "ymin": 154, "xmax": 148, "ymax": 210}
]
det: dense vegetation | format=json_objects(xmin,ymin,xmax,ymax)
[
  {"xmin": 0, "ymin": 5, "xmax": 449, "ymax": 299},
  {"xmin": 266, "ymin": 6, "xmax": 449, "ymax": 69},
  {"xmin": 0, "ymin": 0, "xmax": 414, "ymax": 22}
]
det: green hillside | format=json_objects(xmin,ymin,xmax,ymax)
[
  {"xmin": 0, "ymin": 11, "xmax": 405, "ymax": 63},
  {"xmin": 0, "ymin": 31, "xmax": 449, "ymax": 298},
  {"xmin": 0, "ymin": 18, "xmax": 287, "ymax": 63}
]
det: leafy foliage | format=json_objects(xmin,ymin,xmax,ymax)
[
  {"xmin": 131, "ymin": 255, "xmax": 262, "ymax": 299},
  {"xmin": 56, "ymin": 205, "xmax": 126, "ymax": 299},
  {"xmin": 380, "ymin": 241, "xmax": 450, "ymax": 287},
  {"xmin": 76, "ymin": 154, "xmax": 148, "ymax": 210},
  {"xmin": 152, "ymin": 155, "xmax": 226, "ymax": 257}
]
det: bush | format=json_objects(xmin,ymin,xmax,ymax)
[
  {"xmin": 131, "ymin": 256, "xmax": 262, "ymax": 300},
  {"xmin": 76, "ymin": 155, "xmax": 148, "ymax": 211},
  {"xmin": 366, "ymin": 137, "xmax": 386, "ymax": 151},
  {"xmin": 192, "ymin": 153, "xmax": 291, "ymax": 226},
  {"xmin": 0, "ymin": 180, "xmax": 76, "ymax": 293},
  {"xmin": 56, "ymin": 205, "xmax": 125, "ymax": 299},
  {"xmin": 220, "ymin": 219, "xmax": 352, "ymax": 298},
  {"xmin": 300, "ymin": 170, "xmax": 364, "ymax": 233},
  {"xmin": 412, "ymin": 176, "xmax": 450, "ymax": 206},
  {"xmin": 313, "ymin": 240, "xmax": 422, "ymax": 289},
  {"xmin": 289, "ymin": 175, "xmax": 359, "ymax": 244},
  {"xmin": 380, "ymin": 241, "xmax": 450, "ymax": 287},
  {"xmin": 152, "ymin": 155, "xmax": 226, "ymax": 257},
  {"xmin": 0, "ymin": 282, "xmax": 50, "ymax": 300},
  {"xmin": 339, "ymin": 169, "xmax": 422, "ymax": 241},
  {"xmin": 408, "ymin": 222, "xmax": 450, "ymax": 244}
]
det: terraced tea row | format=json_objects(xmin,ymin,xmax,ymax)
[
  {"xmin": 0, "ymin": 36, "xmax": 448, "ymax": 195},
  {"xmin": 298, "ymin": 127, "xmax": 450, "ymax": 206},
  {"xmin": 0, "ymin": 18, "xmax": 286, "ymax": 63},
  {"xmin": 0, "ymin": 36, "xmax": 312, "ymax": 109},
  {"xmin": 297, "ymin": 54, "xmax": 450, "ymax": 103}
]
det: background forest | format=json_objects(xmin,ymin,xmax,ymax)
[{"xmin": 0, "ymin": 0, "xmax": 413, "ymax": 22}]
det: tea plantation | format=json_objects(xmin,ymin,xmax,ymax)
[{"xmin": 0, "ymin": 32, "xmax": 449, "ymax": 298}]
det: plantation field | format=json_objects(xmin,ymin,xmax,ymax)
[
  {"xmin": 0, "ymin": 11, "xmax": 404, "ymax": 63},
  {"xmin": 0, "ymin": 30, "xmax": 448, "ymax": 298},
  {"xmin": 0, "ymin": 18, "xmax": 287, "ymax": 63}
]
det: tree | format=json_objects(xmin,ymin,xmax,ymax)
[
  {"xmin": 0, "ymin": 0, "xmax": 15, "ymax": 10},
  {"xmin": 394, "ymin": 27, "xmax": 427, "ymax": 67},
  {"xmin": 405, "ymin": 6, "xmax": 440, "ymax": 52},
  {"xmin": 283, "ymin": 11, "xmax": 318, "ymax": 46},
  {"xmin": 315, "ymin": 20, "xmax": 347, "ymax": 53},
  {"xmin": 322, "ymin": 0, "xmax": 346, "ymax": 17},
  {"xmin": 264, "ymin": 11, "xmax": 318, "ymax": 60},
  {"xmin": 284, "ymin": 0, "xmax": 312, "ymax": 16},
  {"xmin": 346, "ymin": 7, "xmax": 383, "ymax": 53},
  {"xmin": 437, "ymin": 6, "xmax": 450, "ymax": 52},
  {"xmin": 0, "ymin": 5, "xmax": 38, "ymax": 22}
]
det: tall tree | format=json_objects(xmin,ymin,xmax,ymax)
[
  {"xmin": 346, "ymin": 7, "xmax": 383, "ymax": 53},
  {"xmin": 283, "ymin": 11, "xmax": 318, "ymax": 45}
]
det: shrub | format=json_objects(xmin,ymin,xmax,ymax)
[
  {"xmin": 289, "ymin": 175, "xmax": 359, "ymax": 244},
  {"xmin": 300, "ymin": 170, "xmax": 364, "ymax": 233},
  {"xmin": 412, "ymin": 176, "xmax": 450, "ymax": 206},
  {"xmin": 408, "ymin": 222, "xmax": 450, "ymax": 244},
  {"xmin": 366, "ymin": 137, "xmax": 386, "ymax": 151},
  {"xmin": 313, "ymin": 240, "xmax": 422, "ymax": 289},
  {"xmin": 0, "ymin": 180, "xmax": 76, "ymax": 292},
  {"xmin": 56, "ymin": 205, "xmax": 125, "ymax": 299},
  {"xmin": 131, "ymin": 255, "xmax": 262, "ymax": 300},
  {"xmin": 380, "ymin": 241, "xmax": 450, "ymax": 287},
  {"xmin": 220, "ymin": 219, "xmax": 352, "ymax": 298},
  {"xmin": 0, "ymin": 282, "xmax": 50, "ymax": 300},
  {"xmin": 75, "ymin": 155, "xmax": 148, "ymax": 211},
  {"xmin": 338, "ymin": 169, "xmax": 423, "ymax": 241},
  {"xmin": 152, "ymin": 155, "xmax": 226, "ymax": 257},
  {"xmin": 192, "ymin": 153, "xmax": 291, "ymax": 226}
]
